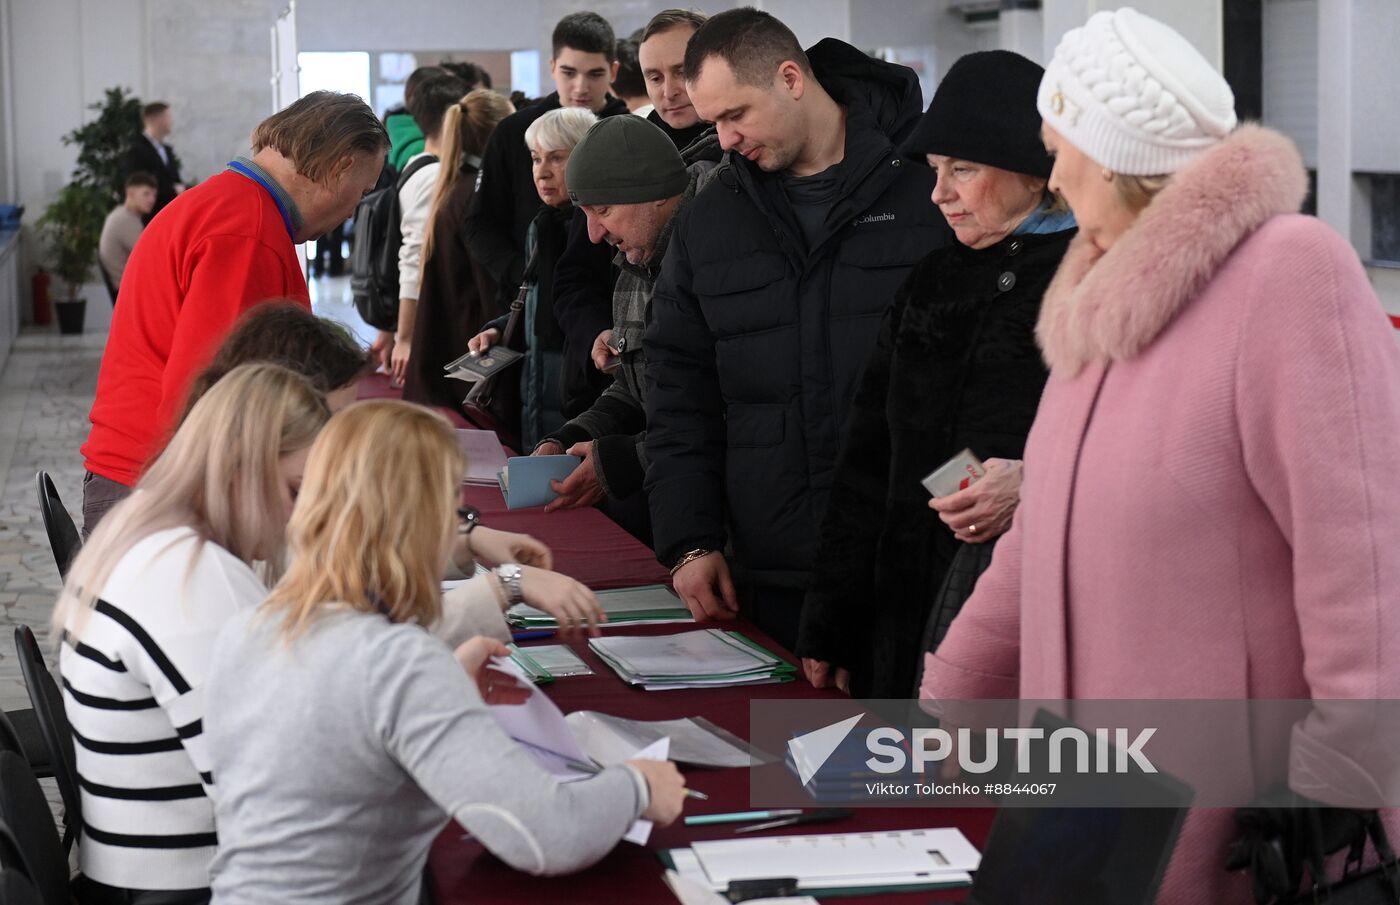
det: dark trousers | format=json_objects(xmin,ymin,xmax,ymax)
[
  {"xmin": 74, "ymin": 876, "xmax": 210, "ymax": 905},
  {"xmin": 81, "ymin": 470, "xmax": 133, "ymax": 538},
  {"xmin": 738, "ymin": 580, "xmax": 804, "ymax": 654}
]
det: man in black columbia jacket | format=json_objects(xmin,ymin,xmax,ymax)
[{"xmin": 644, "ymin": 9, "xmax": 951, "ymax": 648}]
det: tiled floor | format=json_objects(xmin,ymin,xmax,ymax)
[
  {"xmin": 0, "ymin": 328, "xmax": 106, "ymax": 820},
  {"xmin": 0, "ymin": 272, "xmax": 373, "ymax": 826}
]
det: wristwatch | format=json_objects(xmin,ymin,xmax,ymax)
[
  {"xmin": 494, "ymin": 563, "xmax": 524, "ymax": 605},
  {"xmin": 457, "ymin": 505, "xmax": 481, "ymax": 536}
]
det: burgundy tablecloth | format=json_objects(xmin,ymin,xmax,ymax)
[
  {"xmin": 357, "ymin": 374, "xmax": 668, "ymax": 589},
  {"xmin": 427, "ymin": 621, "xmax": 993, "ymax": 904},
  {"xmin": 357, "ymin": 373, "xmax": 472, "ymax": 429},
  {"xmin": 461, "ymin": 484, "xmax": 669, "ymax": 591}
]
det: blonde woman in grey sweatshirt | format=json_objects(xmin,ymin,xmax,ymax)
[{"xmin": 205, "ymin": 401, "xmax": 686, "ymax": 904}]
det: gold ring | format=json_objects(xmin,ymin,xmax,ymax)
[{"xmin": 968, "ymin": 524, "xmax": 978, "ymax": 534}]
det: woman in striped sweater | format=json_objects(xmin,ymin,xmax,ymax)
[
  {"xmin": 56, "ymin": 363, "xmax": 327, "ymax": 904},
  {"xmin": 56, "ymin": 356, "xmax": 607, "ymax": 902}
]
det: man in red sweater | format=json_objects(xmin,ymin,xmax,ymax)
[{"xmin": 80, "ymin": 91, "xmax": 388, "ymax": 534}]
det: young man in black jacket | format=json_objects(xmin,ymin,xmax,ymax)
[
  {"xmin": 465, "ymin": 11, "xmax": 628, "ymax": 313},
  {"xmin": 550, "ymin": 9, "xmax": 718, "ymax": 421},
  {"xmin": 644, "ymin": 9, "xmax": 952, "ymax": 650}
]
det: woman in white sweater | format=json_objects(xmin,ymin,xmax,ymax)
[
  {"xmin": 57, "ymin": 363, "xmax": 329, "ymax": 904},
  {"xmin": 58, "ymin": 363, "xmax": 602, "ymax": 903},
  {"xmin": 205, "ymin": 400, "xmax": 686, "ymax": 904}
]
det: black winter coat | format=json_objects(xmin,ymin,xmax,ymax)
[
  {"xmin": 644, "ymin": 39, "xmax": 952, "ymax": 591},
  {"xmin": 795, "ymin": 227, "xmax": 1076, "ymax": 698}
]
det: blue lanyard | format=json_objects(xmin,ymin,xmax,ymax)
[{"xmin": 226, "ymin": 160, "xmax": 297, "ymax": 242}]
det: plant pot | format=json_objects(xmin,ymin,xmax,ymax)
[{"xmin": 55, "ymin": 297, "xmax": 86, "ymax": 335}]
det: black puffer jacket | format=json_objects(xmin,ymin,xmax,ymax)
[
  {"xmin": 796, "ymin": 228, "xmax": 1076, "ymax": 698},
  {"xmin": 644, "ymin": 39, "xmax": 952, "ymax": 590}
]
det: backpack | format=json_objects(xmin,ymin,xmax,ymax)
[{"xmin": 349, "ymin": 153, "xmax": 438, "ymax": 331}]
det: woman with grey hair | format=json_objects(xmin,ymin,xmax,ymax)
[{"xmin": 468, "ymin": 107, "xmax": 597, "ymax": 449}]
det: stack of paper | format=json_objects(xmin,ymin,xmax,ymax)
[
  {"xmin": 455, "ymin": 429, "xmax": 509, "ymax": 485},
  {"xmin": 589, "ymin": 629, "xmax": 796, "ymax": 691},
  {"xmin": 507, "ymin": 584, "xmax": 694, "ymax": 629},
  {"xmin": 663, "ymin": 828, "xmax": 979, "ymax": 894},
  {"xmin": 508, "ymin": 644, "xmax": 593, "ymax": 682}
]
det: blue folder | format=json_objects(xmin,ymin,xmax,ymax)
[{"xmin": 497, "ymin": 455, "xmax": 581, "ymax": 509}]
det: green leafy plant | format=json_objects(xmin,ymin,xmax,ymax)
[
  {"xmin": 39, "ymin": 86, "xmax": 143, "ymax": 300},
  {"xmin": 36, "ymin": 183, "xmax": 108, "ymax": 299},
  {"xmin": 63, "ymin": 86, "xmax": 143, "ymax": 204}
]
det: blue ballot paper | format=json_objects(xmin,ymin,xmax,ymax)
[{"xmin": 497, "ymin": 455, "xmax": 581, "ymax": 509}]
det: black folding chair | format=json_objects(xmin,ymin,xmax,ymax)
[
  {"xmin": 99, "ymin": 262, "xmax": 119, "ymax": 306},
  {"xmin": 0, "ymin": 867, "xmax": 44, "ymax": 905},
  {"xmin": 0, "ymin": 708, "xmax": 51, "ymax": 779},
  {"xmin": 35, "ymin": 471, "xmax": 81, "ymax": 579},
  {"xmin": 13, "ymin": 627, "xmax": 79, "ymax": 853},
  {"xmin": 0, "ymin": 752, "xmax": 70, "ymax": 905}
]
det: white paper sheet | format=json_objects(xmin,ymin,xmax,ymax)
[
  {"xmin": 566, "ymin": 712, "xmax": 750, "ymax": 768},
  {"xmin": 487, "ymin": 657, "xmax": 593, "ymax": 770},
  {"xmin": 690, "ymin": 827, "xmax": 980, "ymax": 888},
  {"xmin": 622, "ymin": 737, "xmax": 669, "ymax": 845}
]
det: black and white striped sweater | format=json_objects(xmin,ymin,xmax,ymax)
[{"xmin": 59, "ymin": 528, "xmax": 266, "ymax": 891}]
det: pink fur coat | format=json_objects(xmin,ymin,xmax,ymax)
[{"xmin": 920, "ymin": 125, "xmax": 1400, "ymax": 902}]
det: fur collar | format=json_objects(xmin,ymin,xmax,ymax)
[{"xmin": 1036, "ymin": 125, "xmax": 1307, "ymax": 375}]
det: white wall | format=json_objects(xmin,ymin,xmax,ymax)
[
  {"xmin": 1042, "ymin": 0, "xmax": 1223, "ymax": 68},
  {"xmin": 3, "ymin": 0, "xmax": 283, "ymax": 333},
  {"xmin": 1349, "ymin": 0, "xmax": 1400, "ymax": 173}
]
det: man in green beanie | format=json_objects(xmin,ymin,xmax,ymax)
[{"xmin": 531, "ymin": 115, "xmax": 721, "ymax": 539}]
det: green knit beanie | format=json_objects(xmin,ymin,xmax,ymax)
[{"xmin": 566, "ymin": 116, "xmax": 688, "ymax": 206}]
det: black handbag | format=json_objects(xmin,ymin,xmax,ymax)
[
  {"xmin": 912, "ymin": 539, "xmax": 998, "ymax": 696},
  {"xmin": 462, "ymin": 267, "xmax": 531, "ymax": 452},
  {"xmin": 1228, "ymin": 791, "xmax": 1400, "ymax": 904}
]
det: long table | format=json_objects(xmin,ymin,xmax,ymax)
[
  {"xmin": 353, "ymin": 385, "xmax": 992, "ymax": 901},
  {"xmin": 426, "ymin": 618, "xmax": 994, "ymax": 904},
  {"xmin": 429, "ymin": 490, "xmax": 993, "ymax": 903}
]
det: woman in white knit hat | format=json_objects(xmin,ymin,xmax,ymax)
[{"xmin": 921, "ymin": 8, "xmax": 1400, "ymax": 902}]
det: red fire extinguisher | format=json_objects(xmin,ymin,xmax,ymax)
[{"xmin": 32, "ymin": 268, "xmax": 51, "ymax": 326}]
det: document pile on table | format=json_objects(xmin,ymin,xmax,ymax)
[
  {"xmin": 507, "ymin": 584, "xmax": 694, "ymax": 630},
  {"xmin": 454, "ymin": 429, "xmax": 508, "ymax": 485},
  {"xmin": 589, "ymin": 629, "xmax": 795, "ymax": 690},
  {"xmin": 663, "ymin": 827, "xmax": 980, "ymax": 896},
  {"xmin": 507, "ymin": 644, "xmax": 594, "ymax": 683}
]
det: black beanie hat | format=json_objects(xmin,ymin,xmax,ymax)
[{"xmin": 903, "ymin": 50, "xmax": 1053, "ymax": 179}]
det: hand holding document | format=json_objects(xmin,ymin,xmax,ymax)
[
  {"xmin": 444, "ymin": 346, "xmax": 524, "ymax": 383},
  {"xmin": 498, "ymin": 455, "xmax": 581, "ymax": 509}
]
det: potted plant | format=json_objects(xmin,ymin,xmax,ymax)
[
  {"xmin": 36, "ymin": 182, "xmax": 106, "ymax": 334},
  {"xmin": 32, "ymin": 87, "xmax": 142, "ymax": 333}
]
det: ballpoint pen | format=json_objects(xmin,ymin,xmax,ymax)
[
  {"xmin": 684, "ymin": 809, "xmax": 803, "ymax": 826},
  {"xmin": 733, "ymin": 808, "xmax": 854, "ymax": 833}
]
